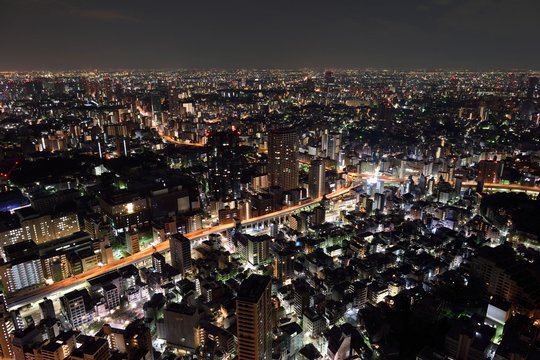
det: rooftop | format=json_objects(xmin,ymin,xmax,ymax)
[{"xmin": 237, "ymin": 274, "xmax": 271, "ymax": 303}]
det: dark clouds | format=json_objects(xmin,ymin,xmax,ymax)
[{"xmin": 0, "ymin": 0, "xmax": 538, "ymax": 70}]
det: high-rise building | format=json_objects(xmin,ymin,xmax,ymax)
[
  {"xmin": 170, "ymin": 233, "xmax": 192, "ymax": 276},
  {"xmin": 168, "ymin": 85, "xmax": 180, "ymax": 118},
  {"xmin": 236, "ymin": 274, "xmax": 272, "ymax": 360},
  {"xmin": 152, "ymin": 252, "xmax": 166, "ymax": 274},
  {"xmin": 476, "ymin": 180, "xmax": 484, "ymax": 194},
  {"xmin": 102, "ymin": 77, "xmax": 113, "ymax": 100},
  {"xmin": 374, "ymin": 193, "xmax": 386, "ymax": 212},
  {"xmin": 308, "ymin": 159, "xmax": 326, "ymax": 199},
  {"xmin": 445, "ymin": 316, "xmax": 495, "ymax": 360},
  {"xmin": 151, "ymin": 93, "xmax": 162, "ymax": 118},
  {"xmin": 268, "ymin": 127, "xmax": 299, "ymax": 191},
  {"xmin": 207, "ymin": 131, "xmax": 244, "ymax": 201}
]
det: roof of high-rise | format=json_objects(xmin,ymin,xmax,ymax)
[{"xmin": 237, "ymin": 274, "xmax": 271, "ymax": 303}]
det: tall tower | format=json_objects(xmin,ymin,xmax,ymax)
[
  {"xmin": 308, "ymin": 159, "xmax": 325, "ymax": 199},
  {"xmin": 268, "ymin": 127, "xmax": 299, "ymax": 191},
  {"xmin": 236, "ymin": 274, "xmax": 272, "ymax": 360},
  {"xmin": 168, "ymin": 84, "xmax": 180, "ymax": 118},
  {"xmin": 170, "ymin": 233, "xmax": 192, "ymax": 276},
  {"xmin": 207, "ymin": 131, "xmax": 243, "ymax": 201}
]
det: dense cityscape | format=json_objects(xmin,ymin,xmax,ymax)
[{"xmin": 0, "ymin": 69, "xmax": 536, "ymax": 360}]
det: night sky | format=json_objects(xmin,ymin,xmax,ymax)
[{"xmin": 1, "ymin": 0, "xmax": 539, "ymax": 71}]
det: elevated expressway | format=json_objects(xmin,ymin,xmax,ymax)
[{"xmin": 6, "ymin": 173, "xmax": 538, "ymax": 309}]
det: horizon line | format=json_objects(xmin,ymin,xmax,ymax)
[{"xmin": 1, "ymin": 67, "xmax": 540, "ymax": 75}]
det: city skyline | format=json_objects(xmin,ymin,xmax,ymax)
[{"xmin": 1, "ymin": 0, "xmax": 540, "ymax": 357}]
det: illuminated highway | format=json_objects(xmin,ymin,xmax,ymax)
[
  {"xmin": 5, "ymin": 184, "xmax": 355, "ymax": 309},
  {"xmin": 462, "ymin": 181, "xmax": 540, "ymax": 193},
  {"xmin": 160, "ymin": 134, "xmax": 204, "ymax": 147}
]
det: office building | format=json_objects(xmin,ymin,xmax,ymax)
[
  {"xmin": 38, "ymin": 331, "xmax": 77, "ymax": 360},
  {"xmin": 218, "ymin": 205, "xmax": 240, "ymax": 225},
  {"xmin": 312, "ymin": 206, "xmax": 325, "ymax": 226},
  {"xmin": 293, "ymin": 279, "xmax": 313, "ymax": 320},
  {"xmin": 200, "ymin": 321, "xmax": 236, "ymax": 359}
]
